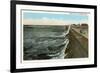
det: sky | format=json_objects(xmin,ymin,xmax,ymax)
[{"xmin": 23, "ymin": 11, "xmax": 88, "ymax": 25}]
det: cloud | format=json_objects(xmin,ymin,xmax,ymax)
[
  {"xmin": 23, "ymin": 18, "xmax": 88, "ymax": 25},
  {"xmin": 23, "ymin": 19, "xmax": 69, "ymax": 25},
  {"xmin": 42, "ymin": 17, "xmax": 49, "ymax": 20}
]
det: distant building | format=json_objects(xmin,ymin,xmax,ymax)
[
  {"xmin": 80, "ymin": 23, "xmax": 88, "ymax": 29},
  {"xmin": 80, "ymin": 23, "xmax": 88, "ymax": 34}
]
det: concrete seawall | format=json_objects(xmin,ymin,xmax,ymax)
[{"xmin": 65, "ymin": 28, "xmax": 88, "ymax": 58}]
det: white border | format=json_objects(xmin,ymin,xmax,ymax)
[{"xmin": 16, "ymin": 4, "xmax": 94, "ymax": 69}]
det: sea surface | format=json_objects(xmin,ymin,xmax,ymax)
[{"xmin": 24, "ymin": 25, "xmax": 69, "ymax": 60}]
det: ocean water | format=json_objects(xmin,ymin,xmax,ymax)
[{"xmin": 24, "ymin": 25, "xmax": 69, "ymax": 60}]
